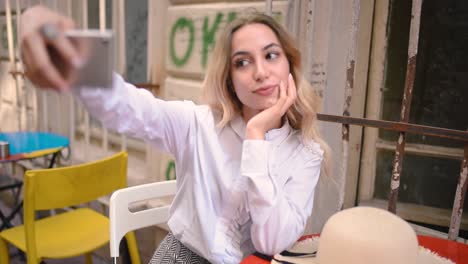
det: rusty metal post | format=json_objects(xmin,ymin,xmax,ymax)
[
  {"xmin": 340, "ymin": 0, "xmax": 360, "ymax": 209},
  {"xmin": 304, "ymin": 0, "xmax": 315, "ymax": 81},
  {"xmin": 448, "ymin": 144, "xmax": 468, "ymax": 240},
  {"xmin": 388, "ymin": 0, "xmax": 423, "ymax": 213}
]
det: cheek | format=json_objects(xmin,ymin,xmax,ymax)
[
  {"xmin": 233, "ymin": 86, "xmax": 249, "ymax": 103},
  {"xmin": 231, "ymin": 74, "xmax": 250, "ymax": 96},
  {"xmin": 280, "ymin": 60, "xmax": 291, "ymax": 79},
  {"xmin": 231, "ymin": 72, "xmax": 248, "ymax": 87}
]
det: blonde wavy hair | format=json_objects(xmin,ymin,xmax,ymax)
[{"xmin": 203, "ymin": 13, "xmax": 330, "ymax": 168}]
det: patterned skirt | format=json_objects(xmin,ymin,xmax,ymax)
[{"xmin": 149, "ymin": 232, "xmax": 211, "ymax": 264}]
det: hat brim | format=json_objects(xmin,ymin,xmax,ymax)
[
  {"xmin": 271, "ymin": 237, "xmax": 319, "ymax": 264},
  {"xmin": 271, "ymin": 240, "xmax": 454, "ymax": 264},
  {"xmin": 417, "ymin": 247, "xmax": 454, "ymax": 264}
]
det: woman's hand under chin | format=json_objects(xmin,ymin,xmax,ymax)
[{"xmin": 245, "ymin": 74, "xmax": 297, "ymax": 140}]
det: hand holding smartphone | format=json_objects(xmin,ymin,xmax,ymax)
[{"xmin": 50, "ymin": 29, "xmax": 114, "ymax": 88}]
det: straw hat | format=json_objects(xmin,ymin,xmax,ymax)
[{"xmin": 272, "ymin": 207, "xmax": 454, "ymax": 264}]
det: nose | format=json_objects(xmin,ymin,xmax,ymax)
[{"xmin": 254, "ymin": 60, "xmax": 269, "ymax": 82}]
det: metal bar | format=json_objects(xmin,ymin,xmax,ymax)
[
  {"xmin": 134, "ymin": 83, "xmax": 160, "ymax": 90},
  {"xmin": 82, "ymin": 0, "xmax": 90, "ymax": 157},
  {"xmin": 448, "ymin": 144, "xmax": 468, "ymax": 240},
  {"xmin": 317, "ymin": 114, "xmax": 468, "ymax": 142},
  {"xmin": 5, "ymin": 0, "xmax": 15, "ymax": 65},
  {"xmin": 116, "ymin": 0, "xmax": 127, "ymax": 152},
  {"xmin": 116, "ymin": 0, "xmax": 126, "ymax": 75},
  {"xmin": 66, "ymin": 0, "xmax": 74, "ymax": 157},
  {"xmin": 99, "ymin": 0, "xmax": 109, "ymax": 153},
  {"xmin": 83, "ymin": 0, "xmax": 88, "ymax": 29},
  {"xmin": 339, "ymin": 0, "xmax": 360, "ymax": 209},
  {"xmin": 41, "ymin": 92, "xmax": 48, "ymax": 131},
  {"xmin": 286, "ymin": 0, "xmax": 299, "ymax": 37},
  {"xmin": 304, "ymin": 0, "xmax": 315, "ymax": 84},
  {"xmin": 48, "ymin": 152, "xmax": 59, "ymax": 168},
  {"xmin": 100, "ymin": 0, "xmax": 106, "ymax": 31},
  {"xmin": 388, "ymin": 0, "xmax": 423, "ymax": 213},
  {"xmin": 265, "ymin": 0, "xmax": 272, "ymax": 16},
  {"xmin": 5, "ymin": 0, "xmax": 22, "ymax": 131},
  {"xmin": 15, "ymin": 0, "xmax": 27, "ymax": 131}
]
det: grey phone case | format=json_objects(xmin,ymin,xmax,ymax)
[{"xmin": 66, "ymin": 30, "xmax": 114, "ymax": 88}]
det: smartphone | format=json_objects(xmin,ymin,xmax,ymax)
[{"xmin": 65, "ymin": 29, "xmax": 114, "ymax": 88}]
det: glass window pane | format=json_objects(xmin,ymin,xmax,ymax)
[
  {"xmin": 87, "ymin": 0, "xmax": 113, "ymax": 30},
  {"xmin": 379, "ymin": 0, "xmax": 467, "ymax": 148},
  {"xmin": 379, "ymin": 0, "xmax": 411, "ymax": 121},
  {"xmin": 125, "ymin": 0, "xmax": 148, "ymax": 84},
  {"xmin": 374, "ymin": 150, "xmax": 465, "ymax": 210},
  {"xmin": 408, "ymin": 0, "xmax": 468, "ymax": 146},
  {"xmin": 379, "ymin": 0, "xmax": 411, "ymax": 141}
]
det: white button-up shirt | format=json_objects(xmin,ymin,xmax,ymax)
[{"xmin": 74, "ymin": 74, "xmax": 323, "ymax": 264}]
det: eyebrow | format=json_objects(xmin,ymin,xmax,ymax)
[{"xmin": 231, "ymin": 43, "xmax": 281, "ymax": 59}]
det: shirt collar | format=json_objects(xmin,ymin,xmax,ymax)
[{"xmin": 229, "ymin": 114, "xmax": 292, "ymax": 143}]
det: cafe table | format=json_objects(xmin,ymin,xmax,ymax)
[
  {"xmin": 241, "ymin": 234, "xmax": 468, "ymax": 264},
  {"xmin": 0, "ymin": 131, "xmax": 69, "ymax": 230}
]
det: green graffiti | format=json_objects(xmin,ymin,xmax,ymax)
[
  {"xmin": 170, "ymin": 17, "xmax": 195, "ymax": 67},
  {"xmin": 202, "ymin": 12, "xmax": 224, "ymax": 67},
  {"xmin": 165, "ymin": 160, "xmax": 176, "ymax": 180},
  {"xmin": 227, "ymin": 11, "xmax": 237, "ymax": 23},
  {"xmin": 168, "ymin": 11, "xmax": 264, "ymax": 68}
]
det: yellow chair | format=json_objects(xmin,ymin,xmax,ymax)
[{"xmin": 0, "ymin": 151, "xmax": 141, "ymax": 264}]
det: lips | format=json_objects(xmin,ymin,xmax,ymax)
[{"xmin": 254, "ymin": 85, "xmax": 277, "ymax": 96}]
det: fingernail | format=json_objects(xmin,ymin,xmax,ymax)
[
  {"xmin": 289, "ymin": 73, "xmax": 293, "ymax": 80},
  {"xmin": 72, "ymin": 57, "xmax": 85, "ymax": 69}
]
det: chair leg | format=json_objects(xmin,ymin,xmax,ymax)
[
  {"xmin": 0, "ymin": 237, "xmax": 10, "ymax": 264},
  {"xmin": 85, "ymin": 252, "xmax": 93, "ymax": 264},
  {"xmin": 125, "ymin": 232, "xmax": 141, "ymax": 264}
]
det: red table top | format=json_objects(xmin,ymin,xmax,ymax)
[
  {"xmin": 241, "ymin": 234, "xmax": 468, "ymax": 264},
  {"xmin": 418, "ymin": 235, "xmax": 468, "ymax": 264}
]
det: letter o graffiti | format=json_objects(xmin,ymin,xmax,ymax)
[{"xmin": 170, "ymin": 17, "xmax": 195, "ymax": 67}]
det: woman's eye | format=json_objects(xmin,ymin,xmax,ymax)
[
  {"xmin": 234, "ymin": 59, "xmax": 249, "ymax": 68},
  {"xmin": 266, "ymin": 52, "xmax": 279, "ymax": 60}
]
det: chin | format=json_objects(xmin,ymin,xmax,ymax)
[
  {"xmin": 264, "ymin": 98, "xmax": 278, "ymax": 108},
  {"xmin": 244, "ymin": 97, "xmax": 277, "ymax": 112}
]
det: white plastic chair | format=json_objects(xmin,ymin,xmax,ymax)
[{"xmin": 109, "ymin": 180, "xmax": 177, "ymax": 264}]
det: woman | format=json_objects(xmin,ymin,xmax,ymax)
[{"xmin": 20, "ymin": 5, "xmax": 330, "ymax": 264}]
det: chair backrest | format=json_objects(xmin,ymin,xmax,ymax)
[
  {"xmin": 24, "ymin": 151, "xmax": 128, "ymax": 211},
  {"xmin": 23, "ymin": 151, "xmax": 128, "ymax": 260},
  {"xmin": 109, "ymin": 180, "xmax": 177, "ymax": 258}
]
